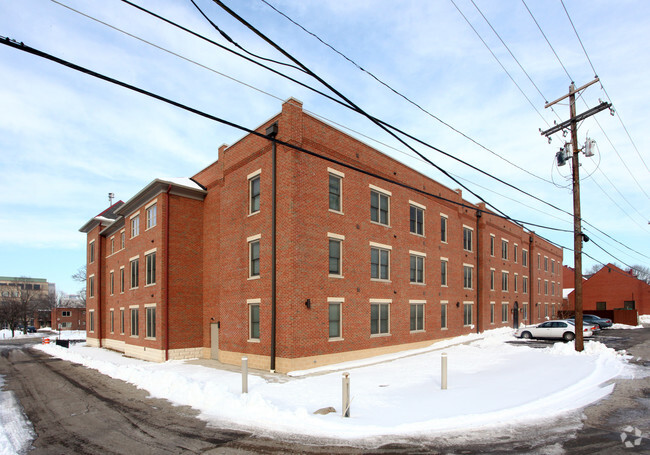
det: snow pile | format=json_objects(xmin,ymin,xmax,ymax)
[
  {"xmin": 0, "ymin": 329, "xmax": 41, "ymax": 340},
  {"xmin": 611, "ymin": 323, "xmax": 643, "ymax": 329},
  {"xmin": 0, "ymin": 376, "xmax": 34, "ymax": 455},
  {"xmin": 640, "ymin": 314, "xmax": 650, "ymax": 325},
  {"xmin": 32, "ymin": 328, "xmax": 632, "ymax": 439}
]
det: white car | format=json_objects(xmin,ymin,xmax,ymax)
[{"xmin": 515, "ymin": 320, "xmax": 593, "ymax": 342}]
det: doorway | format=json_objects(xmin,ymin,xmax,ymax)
[{"xmin": 210, "ymin": 323, "xmax": 219, "ymax": 360}]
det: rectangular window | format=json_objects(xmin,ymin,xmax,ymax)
[
  {"xmin": 490, "ymin": 269, "xmax": 495, "ymax": 291},
  {"xmin": 62, "ymin": 311, "xmax": 71, "ymax": 317},
  {"xmin": 440, "ymin": 215, "xmax": 448, "ymax": 243},
  {"xmin": 370, "ymin": 302, "xmax": 390, "ymax": 335},
  {"xmin": 120, "ymin": 309, "xmax": 125, "ymax": 334},
  {"xmin": 463, "ymin": 302, "xmax": 473, "ymax": 326},
  {"xmin": 130, "ymin": 308, "xmax": 139, "ymax": 336},
  {"xmin": 146, "ymin": 203, "xmax": 157, "ymax": 229},
  {"xmin": 544, "ymin": 280, "xmax": 548, "ymax": 295},
  {"xmin": 441, "ymin": 302, "xmax": 448, "ymax": 329},
  {"xmin": 463, "ymin": 227, "xmax": 473, "ymax": 251},
  {"xmin": 131, "ymin": 215, "xmax": 140, "ymax": 238},
  {"xmin": 89, "ymin": 275, "xmax": 95, "ymax": 298},
  {"xmin": 490, "ymin": 235, "xmax": 495, "ymax": 256},
  {"xmin": 522, "ymin": 249, "xmax": 528, "ymax": 267},
  {"xmin": 110, "ymin": 310, "xmax": 114, "ymax": 333},
  {"xmin": 551, "ymin": 281, "xmax": 555, "ymax": 296},
  {"xmin": 514, "ymin": 244, "xmax": 518, "ymax": 263},
  {"xmin": 544, "ymin": 256, "xmax": 548, "ymax": 271},
  {"xmin": 596, "ymin": 301, "xmax": 606, "ymax": 310},
  {"xmin": 89, "ymin": 310, "xmax": 95, "ymax": 332},
  {"xmin": 523, "ymin": 303, "xmax": 528, "ymax": 320},
  {"xmin": 146, "ymin": 306, "xmax": 156, "ymax": 338},
  {"xmin": 120, "ymin": 231, "xmax": 125, "ymax": 249},
  {"xmin": 514, "ymin": 273, "xmax": 518, "ymax": 292},
  {"xmin": 490, "ymin": 302, "xmax": 495, "ymax": 324},
  {"xmin": 89, "ymin": 241, "xmax": 95, "ymax": 263},
  {"xmin": 370, "ymin": 189, "xmax": 390, "ymax": 225},
  {"xmin": 538, "ymin": 278, "xmax": 541, "ymax": 295},
  {"xmin": 130, "ymin": 258, "xmax": 139, "ymax": 289},
  {"xmin": 410, "ymin": 302, "xmax": 424, "ymax": 332},
  {"xmin": 523, "ymin": 276, "xmax": 528, "ymax": 294},
  {"xmin": 371, "ymin": 247, "xmax": 390, "ymax": 280},
  {"xmin": 502, "ymin": 303, "xmax": 509, "ymax": 323},
  {"xmin": 329, "ymin": 302, "xmax": 341, "ymax": 339},
  {"xmin": 329, "ymin": 173, "xmax": 342, "ymax": 212},
  {"xmin": 551, "ymin": 259, "xmax": 555, "ymax": 274},
  {"xmin": 249, "ymin": 174, "xmax": 261, "ymax": 214},
  {"xmin": 120, "ymin": 267, "xmax": 125, "ymax": 293},
  {"xmin": 441, "ymin": 259, "xmax": 448, "ymax": 286},
  {"xmin": 249, "ymin": 239, "xmax": 260, "ymax": 278},
  {"xmin": 410, "ymin": 254, "xmax": 425, "ymax": 284},
  {"xmin": 538, "ymin": 253, "xmax": 541, "ymax": 270},
  {"xmin": 146, "ymin": 252, "xmax": 156, "ymax": 285},
  {"xmin": 110, "ymin": 271, "xmax": 114, "ymax": 295},
  {"xmin": 409, "ymin": 205, "xmax": 424, "ymax": 236},
  {"xmin": 329, "ymin": 239, "xmax": 342, "ymax": 276},
  {"xmin": 501, "ymin": 239, "xmax": 508, "ymax": 260},
  {"xmin": 502, "ymin": 272, "xmax": 509, "ymax": 291},
  {"xmin": 249, "ymin": 303, "xmax": 260, "ymax": 340},
  {"xmin": 463, "ymin": 265, "xmax": 473, "ymax": 289}
]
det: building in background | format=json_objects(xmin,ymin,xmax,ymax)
[{"xmin": 80, "ymin": 98, "xmax": 563, "ymax": 372}]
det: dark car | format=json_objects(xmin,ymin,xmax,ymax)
[
  {"xmin": 569, "ymin": 314, "xmax": 612, "ymax": 329},
  {"xmin": 27, "ymin": 326, "xmax": 37, "ymax": 333}
]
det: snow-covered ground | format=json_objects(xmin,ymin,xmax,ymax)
[{"xmin": 0, "ymin": 374, "xmax": 34, "ymax": 455}]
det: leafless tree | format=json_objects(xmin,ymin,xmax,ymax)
[
  {"xmin": 627, "ymin": 264, "xmax": 650, "ymax": 284},
  {"xmin": 72, "ymin": 265, "xmax": 87, "ymax": 306}
]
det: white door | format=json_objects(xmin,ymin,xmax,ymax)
[{"xmin": 210, "ymin": 323, "xmax": 219, "ymax": 360}]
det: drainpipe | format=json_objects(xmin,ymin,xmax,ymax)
[
  {"xmin": 97, "ymin": 231, "xmax": 103, "ymax": 348},
  {"xmin": 266, "ymin": 122, "xmax": 278, "ymax": 372},
  {"xmin": 529, "ymin": 234, "xmax": 534, "ymax": 322},
  {"xmin": 165, "ymin": 184, "xmax": 171, "ymax": 361},
  {"xmin": 475, "ymin": 209, "xmax": 481, "ymax": 334}
]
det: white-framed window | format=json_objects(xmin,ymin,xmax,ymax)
[
  {"xmin": 89, "ymin": 310, "xmax": 95, "ymax": 332},
  {"xmin": 370, "ymin": 186, "xmax": 390, "ymax": 226},
  {"xmin": 490, "ymin": 235, "xmax": 495, "ymax": 256},
  {"xmin": 441, "ymin": 258, "xmax": 448, "ymax": 286},
  {"xmin": 328, "ymin": 233, "xmax": 343, "ymax": 277},
  {"xmin": 522, "ymin": 249, "xmax": 528, "ymax": 267},
  {"xmin": 502, "ymin": 302, "xmax": 509, "ymax": 323},
  {"xmin": 538, "ymin": 253, "xmax": 541, "ymax": 270},
  {"xmin": 502, "ymin": 271, "xmax": 509, "ymax": 291},
  {"xmin": 370, "ymin": 300, "xmax": 390, "ymax": 335},
  {"xmin": 110, "ymin": 237, "xmax": 115, "ymax": 255},
  {"xmin": 544, "ymin": 256, "xmax": 548, "ymax": 272},
  {"xmin": 130, "ymin": 258, "xmax": 139, "ymax": 289},
  {"xmin": 110, "ymin": 271, "xmax": 114, "ymax": 296},
  {"xmin": 440, "ymin": 214, "xmax": 448, "ymax": 243},
  {"xmin": 463, "ymin": 301, "xmax": 473, "ymax": 326},
  {"xmin": 463, "ymin": 226, "xmax": 473, "ymax": 252},
  {"xmin": 523, "ymin": 276, "xmax": 529, "ymax": 294},
  {"xmin": 551, "ymin": 259, "xmax": 555, "ymax": 274},
  {"xmin": 146, "ymin": 305, "xmax": 156, "ymax": 339},
  {"xmin": 248, "ymin": 300, "xmax": 260, "ymax": 341},
  {"xmin": 328, "ymin": 299, "xmax": 342, "ymax": 339},
  {"xmin": 523, "ymin": 302, "xmax": 528, "ymax": 320},
  {"xmin": 249, "ymin": 170, "xmax": 261, "ymax": 215},
  {"xmin": 145, "ymin": 251, "xmax": 156, "ymax": 286},
  {"xmin": 146, "ymin": 202, "xmax": 157, "ymax": 230},
  {"xmin": 120, "ymin": 308, "xmax": 125, "ymax": 334},
  {"xmin": 538, "ymin": 278, "xmax": 541, "ymax": 294},
  {"xmin": 501, "ymin": 239, "xmax": 508, "ymax": 260},
  {"xmin": 514, "ymin": 244, "xmax": 518, "ymax": 263},
  {"xmin": 130, "ymin": 307, "xmax": 139, "ymax": 337},
  {"xmin": 248, "ymin": 234, "xmax": 261, "ymax": 278},
  {"xmin": 463, "ymin": 264, "xmax": 473, "ymax": 289},
  {"xmin": 409, "ymin": 252, "xmax": 425, "ymax": 284},
  {"xmin": 131, "ymin": 214, "xmax": 140, "ymax": 238},
  {"xmin": 88, "ymin": 275, "xmax": 95, "ymax": 298},
  {"xmin": 544, "ymin": 280, "xmax": 548, "ymax": 295},
  {"xmin": 120, "ymin": 230, "xmax": 125, "ymax": 249},
  {"xmin": 409, "ymin": 202, "xmax": 425, "ymax": 236},
  {"xmin": 62, "ymin": 310, "xmax": 71, "ymax": 317},
  {"xmin": 441, "ymin": 301, "xmax": 448, "ymax": 329},
  {"xmin": 89, "ymin": 240, "xmax": 95, "ymax": 264},
  {"xmin": 490, "ymin": 268, "xmax": 495, "ymax": 291},
  {"xmin": 490, "ymin": 302, "xmax": 496, "ymax": 324},
  {"xmin": 120, "ymin": 266, "xmax": 125, "ymax": 293},
  {"xmin": 110, "ymin": 309, "xmax": 114, "ymax": 333},
  {"xmin": 370, "ymin": 243, "xmax": 391, "ymax": 281},
  {"xmin": 552, "ymin": 281, "xmax": 555, "ymax": 296},
  {"xmin": 514, "ymin": 273, "xmax": 518, "ymax": 292},
  {"xmin": 328, "ymin": 169, "xmax": 343, "ymax": 213},
  {"xmin": 410, "ymin": 301, "xmax": 425, "ymax": 332}
]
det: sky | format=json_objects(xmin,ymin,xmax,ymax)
[{"xmin": 1, "ymin": 0, "xmax": 649, "ymax": 295}]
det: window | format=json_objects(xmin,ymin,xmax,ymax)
[
  {"xmin": 329, "ymin": 302, "xmax": 341, "ymax": 339},
  {"xmin": 89, "ymin": 310, "xmax": 95, "ymax": 332},
  {"xmin": 62, "ymin": 311, "xmax": 71, "ymax": 317},
  {"xmin": 544, "ymin": 280, "xmax": 548, "ymax": 295},
  {"xmin": 409, "ymin": 204, "xmax": 424, "ymax": 236},
  {"xmin": 110, "ymin": 237, "xmax": 115, "ymax": 255},
  {"xmin": 596, "ymin": 301, "xmax": 606, "ymax": 310},
  {"xmin": 490, "ymin": 235, "xmax": 495, "ymax": 256},
  {"xmin": 514, "ymin": 244, "xmax": 518, "ymax": 263},
  {"xmin": 410, "ymin": 254, "xmax": 425, "ymax": 284},
  {"xmin": 522, "ymin": 249, "xmax": 528, "ymax": 267},
  {"xmin": 120, "ymin": 267, "xmax": 125, "ymax": 293},
  {"xmin": 523, "ymin": 276, "xmax": 528, "ymax": 294},
  {"xmin": 249, "ymin": 173, "xmax": 261, "ymax": 214},
  {"xmin": 120, "ymin": 309, "xmax": 125, "ymax": 334},
  {"xmin": 490, "ymin": 269, "xmax": 495, "ymax": 291},
  {"xmin": 551, "ymin": 259, "xmax": 555, "ymax": 274},
  {"xmin": 440, "ymin": 215, "xmax": 448, "ymax": 243},
  {"xmin": 146, "ymin": 252, "xmax": 156, "ymax": 285},
  {"xmin": 329, "ymin": 172, "xmax": 342, "ymax": 212},
  {"xmin": 249, "ymin": 238, "xmax": 260, "ymax": 278},
  {"xmin": 146, "ymin": 306, "xmax": 156, "ymax": 338},
  {"xmin": 523, "ymin": 303, "xmax": 528, "ymax": 320},
  {"xmin": 329, "ymin": 238, "xmax": 342, "ymax": 276},
  {"xmin": 538, "ymin": 278, "xmax": 541, "ymax": 295},
  {"xmin": 130, "ymin": 308, "xmax": 139, "ymax": 336},
  {"xmin": 89, "ymin": 241, "xmax": 95, "ymax": 263},
  {"xmin": 544, "ymin": 256, "xmax": 548, "ymax": 271},
  {"xmin": 370, "ymin": 302, "xmax": 390, "ymax": 335},
  {"xmin": 514, "ymin": 273, "xmax": 518, "ymax": 292},
  {"xmin": 249, "ymin": 302, "xmax": 260, "ymax": 340},
  {"xmin": 544, "ymin": 303, "xmax": 549, "ymax": 318},
  {"xmin": 538, "ymin": 253, "xmax": 541, "ymax": 270},
  {"xmin": 551, "ymin": 281, "xmax": 555, "ymax": 296},
  {"xmin": 463, "ymin": 227, "xmax": 473, "ymax": 251},
  {"xmin": 89, "ymin": 275, "xmax": 95, "ymax": 298},
  {"xmin": 502, "ymin": 303, "xmax": 509, "ymax": 323},
  {"xmin": 441, "ymin": 302, "xmax": 448, "ymax": 329},
  {"xmin": 110, "ymin": 271, "xmax": 114, "ymax": 295},
  {"xmin": 502, "ymin": 272, "xmax": 509, "ymax": 291},
  {"xmin": 130, "ymin": 258, "xmax": 139, "ymax": 289},
  {"xmin": 146, "ymin": 203, "xmax": 157, "ymax": 229},
  {"xmin": 463, "ymin": 265, "xmax": 473, "ymax": 289},
  {"xmin": 120, "ymin": 231, "xmax": 125, "ymax": 249},
  {"xmin": 370, "ymin": 188, "xmax": 390, "ymax": 225},
  {"xmin": 501, "ymin": 239, "xmax": 508, "ymax": 260},
  {"xmin": 410, "ymin": 302, "xmax": 424, "ymax": 332},
  {"xmin": 110, "ymin": 310, "xmax": 114, "ymax": 333},
  {"xmin": 131, "ymin": 214, "xmax": 140, "ymax": 238},
  {"xmin": 490, "ymin": 302, "xmax": 495, "ymax": 324},
  {"xmin": 371, "ymin": 246, "xmax": 390, "ymax": 280},
  {"xmin": 441, "ymin": 259, "xmax": 448, "ymax": 286},
  {"xmin": 463, "ymin": 302, "xmax": 473, "ymax": 326}
]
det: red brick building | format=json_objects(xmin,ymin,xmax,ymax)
[
  {"xmin": 80, "ymin": 98, "xmax": 563, "ymax": 372},
  {"xmin": 51, "ymin": 307, "xmax": 86, "ymax": 331},
  {"xmin": 566, "ymin": 263, "xmax": 650, "ymax": 315}
]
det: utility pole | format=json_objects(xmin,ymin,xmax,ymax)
[{"xmin": 541, "ymin": 78, "xmax": 611, "ymax": 352}]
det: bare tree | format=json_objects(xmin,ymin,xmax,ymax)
[
  {"xmin": 72, "ymin": 265, "xmax": 87, "ymax": 306},
  {"xmin": 0, "ymin": 290, "xmax": 22, "ymax": 337},
  {"xmin": 627, "ymin": 265, "xmax": 650, "ymax": 284}
]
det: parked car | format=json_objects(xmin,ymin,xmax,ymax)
[
  {"xmin": 581, "ymin": 314, "xmax": 613, "ymax": 329},
  {"xmin": 515, "ymin": 320, "xmax": 593, "ymax": 342},
  {"xmin": 566, "ymin": 319, "xmax": 600, "ymax": 333}
]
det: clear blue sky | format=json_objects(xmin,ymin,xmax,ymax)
[{"xmin": 1, "ymin": 0, "xmax": 649, "ymax": 294}]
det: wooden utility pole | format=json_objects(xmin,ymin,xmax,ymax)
[{"xmin": 541, "ymin": 78, "xmax": 611, "ymax": 352}]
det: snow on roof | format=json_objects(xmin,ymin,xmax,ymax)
[
  {"xmin": 563, "ymin": 288, "xmax": 574, "ymax": 299},
  {"xmin": 159, "ymin": 177, "xmax": 203, "ymax": 191},
  {"xmin": 94, "ymin": 216, "xmax": 115, "ymax": 223}
]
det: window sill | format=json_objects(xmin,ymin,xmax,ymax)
[
  {"xmin": 370, "ymin": 333, "xmax": 391, "ymax": 338},
  {"xmin": 329, "ymin": 209, "xmax": 344, "ymax": 215},
  {"xmin": 441, "ymin": 240, "xmax": 448, "ymax": 244},
  {"xmin": 371, "ymin": 279, "xmax": 391, "ymax": 283},
  {"xmin": 145, "ymin": 225, "xmax": 157, "ymax": 231},
  {"xmin": 130, "ymin": 335, "xmax": 139, "ymax": 338},
  {"xmin": 410, "ymin": 282, "xmax": 426, "ymax": 286},
  {"xmin": 145, "ymin": 337, "xmax": 156, "ymax": 341},
  {"xmin": 409, "ymin": 232, "xmax": 425, "ymax": 238},
  {"xmin": 329, "ymin": 274, "xmax": 344, "ymax": 279},
  {"xmin": 247, "ymin": 338, "xmax": 260, "ymax": 343},
  {"xmin": 130, "ymin": 287, "xmax": 139, "ymax": 290},
  {"xmin": 248, "ymin": 211, "xmax": 260, "ymax": 218},
  {"xmin": 370, "ymin": 221, "xmax": 391, "ymax": 228},
  {"xmin": 144, "ymin": 283, "xmax": 156, "ymax": 288},
  {"xmin": 441, "ymin": 327, "xmax": 448, "ymax": 331},
  {"xmin": 409, "ymin": 329, "xmax": 425, "ymax": 334},
  {"xmin": 328, "ymin": 337, "xmax": 344, "ymax": 342},
  {"xmin": 248, "ymin": 276, "xmax": 261, "ymax": 281}
]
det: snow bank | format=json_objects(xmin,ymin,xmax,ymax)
[{"xmin": 0, "ymin": 376, "xmax": 34, "ymax": 455}]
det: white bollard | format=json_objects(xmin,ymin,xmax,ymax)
[
  {"xmin": 242, "ymin": 357, "xmax": 248, "ymax": 394},
  {"xmin": 441, "ymin": 352, "xmax": 448, "ymax": 390},
  {"xmin": 342, "ymin": 372, "xmax": 350, "ymax": 417}
]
